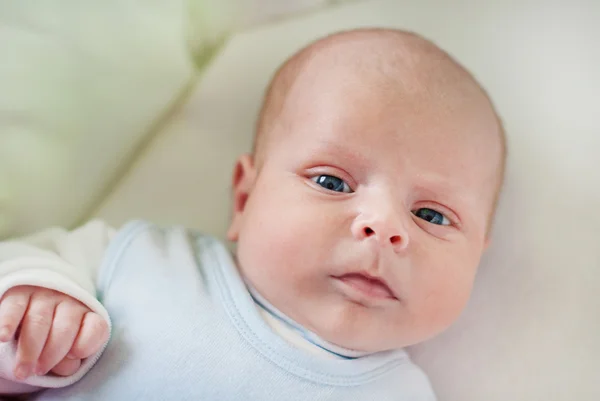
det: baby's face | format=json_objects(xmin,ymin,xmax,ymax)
[{"xmin": 228, "ymin": 61, "xmax": 502, "ymax": 352}]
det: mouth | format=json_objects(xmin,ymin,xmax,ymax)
[{"xmin": 332, "ymin": 272, "xmax": 397, "ymax": 301}]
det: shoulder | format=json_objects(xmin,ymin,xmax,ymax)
[
  {"xmin": 393, "ymin": 358, "xmax": 437, "ymax": 400},
  {"xmin": 98, "ymin": 220, "xmax": 229, "ymax": 278}
]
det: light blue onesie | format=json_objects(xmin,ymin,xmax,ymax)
[{"xmin": 34, "ymin": 221, "xmax": 436, "ymax": 401}]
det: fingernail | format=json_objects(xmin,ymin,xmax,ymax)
[
  {"xmin": 0, "ymin": 327, "xmax": 10, "ymax": 342},
  {"xmin": 15, "ymin": 364, "xmax": 30, "ymax": 380},
  {"xmin": 35, "ymin": 364, "xmax": 47, "ymax": 376},
  {"xmin": 66, "ymin": 353, "xmax": 76, "ymax": 360}
]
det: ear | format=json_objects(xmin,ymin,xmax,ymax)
[{"xmin": 227, "ymin": 154, "xmax": 256, "ymax": 242}]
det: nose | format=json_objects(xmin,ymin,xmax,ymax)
[{"xmin": 352, "ymin": 212, "xmax": 409, "ymax": 252}]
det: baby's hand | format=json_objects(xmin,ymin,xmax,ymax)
[{"xmin": 0, "ymin": 286, "xmax": 109, "ymax": 380}]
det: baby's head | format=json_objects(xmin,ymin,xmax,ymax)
[{"xmin": 227, "ymin": 28, "xmax": 506, "ymax": 352}]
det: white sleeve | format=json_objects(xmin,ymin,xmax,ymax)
[{"xmin": 0, "ymin": 219, "xmax": 116, "ymax": 394}]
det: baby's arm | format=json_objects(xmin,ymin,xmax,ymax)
[{"xmin": 0, "ymin": 220, "xmax": 114, "ymax": 395}]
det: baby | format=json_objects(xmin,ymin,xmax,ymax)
[{"xmin": 0, "ymin": 28, "xmax": 505, "ymax": 400}]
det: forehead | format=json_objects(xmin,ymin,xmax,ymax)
[
  {"xmin": 282, "ymin": 65, "xmax": 498, "ymax": 167},
  {"xmin": 268, "ymin": 62, "xmax": 502, "ymax": 210}
]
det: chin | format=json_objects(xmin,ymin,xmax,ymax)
[
  {"xmin": 337, "ymin": 336, "xmax": 402, "ymax": 353},
  {"xmin": 306, "ymin": 310, "xmax": 397, "ymax": 353},
  {"xmin": 315, "ymin": 323, "xmax": 396, "ymax": 353}
]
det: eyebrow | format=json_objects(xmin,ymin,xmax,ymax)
[
  {"xmin": 414, "ymin": 173, "xmax": 467, "ymax": 195},
  {"xmin": 413, "ymin": 174, "xmax": 476, "ymax": 215},
  {"xmin": 310, "ymin": 138, "xmax": 371, "ymax": 167},
  {"xmin": 311, "ymin": 139, "xmax": 477, "ymax": 214}
]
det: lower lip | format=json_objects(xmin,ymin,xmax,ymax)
[{"xmin": 332, "ymin": 274, "xmax": 397, "ymax": 302}]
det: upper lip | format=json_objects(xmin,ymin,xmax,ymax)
[{"xmin": 334, "ymin": 271, "xmax": 398, "ymax": 300}]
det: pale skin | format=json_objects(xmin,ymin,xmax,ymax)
[
  {"xmin": 0, "ymin": 286, "xmax": 108, "ymax": 379},
  {"xmin": 228, "ymin": 29, "xmax": 505, "ymax": 352},
  {"xmin": 0, "ymin": 28, "xmax": 504, "ymax": 379}
]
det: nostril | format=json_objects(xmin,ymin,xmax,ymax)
[
  {"xmin": 389, "ymin": 235, "xmax": 401, "ymax": 244},
  {"xmin": 364, "ymin": 227, "xmax": 374, "ymax": 236}
]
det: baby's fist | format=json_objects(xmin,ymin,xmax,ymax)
[{"xmin": 0, "ymin": 286, "xmax": 109, "ymax": 379}]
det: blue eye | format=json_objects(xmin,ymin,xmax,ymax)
[
  {"xmin": 311, "ymin": 175, "xmax": 353, "ymax": 193},
  {"xmin": 413, "ymin": 208, "xmax": 450, "ymax": 226}
]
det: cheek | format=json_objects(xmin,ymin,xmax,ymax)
[
  {"xmin": 409, "ymin": 242, "xmax": 481, "ymax": 332},
  {"xmin": 236, "ymin": 181, "xmax": 330, "ymax": 295}
]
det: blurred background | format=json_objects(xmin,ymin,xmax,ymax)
[{"xmin": 1, "ymin": 1, "xmax": 598, "ymax": 400}]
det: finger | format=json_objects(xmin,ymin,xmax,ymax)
[
  {"xmin": 0, "ymin": 288, "xmax": 32, "ymax": 342},
  {"xmin": 49, "ymin": 357, "xmax": 81, "ymax": 377},
  {"xmin": 35, "ymin": 300, "xmax": 86, "ymax": 376},
  {"xmin": 68, "ymin": 312, "xmax": 108, "ymax": 359},
  {"xmin": 14, "ymin": 293, "xmax": 56, "ymax": 379}
]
